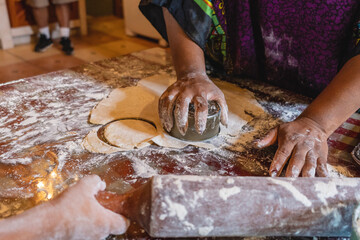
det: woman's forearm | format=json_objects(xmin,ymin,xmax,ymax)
[
  {"xmin": 300, "ymin": 55, "xmax": 360, "ymax": 136},
  {"xmin": 159, "ymin": 8, "xmax": 228, "ymax": 133},
  {"xmin": 257, "ymin": 55, "xmax": 360, "ymax": 177},
  {"xmin": 162, "ymin": 8, "xmax": 206, "ymax": 78}
]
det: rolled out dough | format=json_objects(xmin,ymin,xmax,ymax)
[
  {"xmin": 82, "ymin": 128, "xmax": 121, "ymax": 154},
  {"xmin": 83, "ymin": 73, "xmax": 267, "ymax": 153},
  {"xmin": 104, "ymin": 119, "xmax": 157, "ymax": 149}
]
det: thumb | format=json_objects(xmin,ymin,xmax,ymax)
[
  {"xmin": 255, "ymin": 127, "xmax": 278, "ymax": 148},
  {"xmin": 107, "ymin": 212, "xmax": 130, "ymax": 235},
  {"xmin": 79, "ymin": 175, "xmax": 106, "ymax": 197}
]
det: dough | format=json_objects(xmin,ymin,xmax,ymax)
[
  {"xmin": 104, "ymin": 119, "xmax": 157, "ymax": 149},
  {"xmin": 84, "ymin": 73, "xmax": 267, "ymax": 153},
  {"xmin": 89, "ymin": 86, "xmax": 160, "ymax": 126},
  {"xmin": 151, "ymin": 132, "xmax": 218, "ymax": 149},
  {"xmin": 82, "ymin": 129, "xmax": 122, "ymax": 154},
  {"xmin": 89, "ymin": 73, "xmax": 174, "ymax": 126}
]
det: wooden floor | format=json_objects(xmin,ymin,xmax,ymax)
[{"xmin": 0, "ymin": 16, "xmax": 159, "ymax": 84}]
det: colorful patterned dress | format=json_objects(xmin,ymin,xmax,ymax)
[{"xmin": 139, "ymin": 0, "xmax": 360, "ymax": 97}]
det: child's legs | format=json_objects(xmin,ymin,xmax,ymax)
[
  {"xmin": 27, "ymin": 0, "xmax": 50, "ymax": 28},
  {"xmin": 52, "ymin": 0, "xmax": 77, "ymax": 28}
]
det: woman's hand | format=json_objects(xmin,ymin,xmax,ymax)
[
  {"xmin": 160, "ymin": 8, "xmax": 228, "ymax": 135},
  {"xmin": 51, "ymin": 175, "xmax": 129, "ymax": 239},
  {"xmin": 256, "ymin": 117, "xmax": 329, "ymax": 177},
  {"xmin": 159, "ymin": 72, "xmax": 228, "ymax": 135}
]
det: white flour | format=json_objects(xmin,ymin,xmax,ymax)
[
  {"xmin": 327, "ymin": 164, "xmax": 355, "ymax": 177},
  {"xmin": 269, "ymin": 178, "xmax": 312, "ymax": 207},
  {"xmin": 0, "ymin": 71, "xmax": 111, "ymax": 166},
  {"xmin": 219, "ymin": 186, "xmax": 241, "ymax": 201},
  {"xmin": 130, "ymin": 155, "xmax": 159, "ymax": 179}
]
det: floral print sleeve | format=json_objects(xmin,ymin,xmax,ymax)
[
  {"xmin": 354, "ymin": 14, "xmax": 360, "ymax": 47},
  {"xmin": 139, "ymin": 0, "xmax": 228, "ymax": 68},
  {"xmin": 138, "ymin": 0, "xmax": 213, "ymax": 50},
  {"xmin": 341, "ymin": 8, "xmax": 360, "ymax": 68},
  {"xmin": 192, "ymin": 1, "xmax": 227, "ymax": 64}
]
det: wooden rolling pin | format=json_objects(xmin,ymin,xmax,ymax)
[{"xmin": 96, "ymin": 175, "xmax": 360, "ymax": 237}]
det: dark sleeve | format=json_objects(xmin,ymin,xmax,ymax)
[
  {"xmin": 138, "ymin": 0, "xmax": 212, "ymax": 50},
  {"xmin": 340, "ymin": 7, "xmax": 360, "ymax": 69},
  {"xmin": 348, "ymin": 11, "xmax": 360, "ymax": 60}
]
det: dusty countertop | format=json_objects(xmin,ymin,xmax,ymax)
[{"xmin": 0, "ymin": 47, "xmax": 359, "ymax": 239}]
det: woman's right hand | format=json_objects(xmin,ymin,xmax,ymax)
[
  {"xmin": 159, "ymin": 72, "xmax": 228, "ymax": 135},
  {"xmin": 51, "ymin": 175, "xmax": 129, "ymax": 240}
]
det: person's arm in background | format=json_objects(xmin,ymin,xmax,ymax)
[
  {"xmin": 159, "ymin": 8, "xmax": 228, "ymax": 136},
  {"xmin": 257, "ymin": 55, "xmax": 360, "ymax": 177},
  {"xmin": 0, "ymin": 175, "xmax": 129, "ymax": 240}
]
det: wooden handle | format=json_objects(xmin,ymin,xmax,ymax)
[
  {"xmin": 95, "ymin": 180, "xmax": 152, "ymax": 233},
  {"xmin": 96, "ymin": 191, "xmax": 127, "ymax": 215}
]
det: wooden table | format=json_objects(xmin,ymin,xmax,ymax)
[{"xmin": 0, "ymin": 48, "xmax": 359, "ymax": 239}]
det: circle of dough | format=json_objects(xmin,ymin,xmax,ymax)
[{"xmin": 104, "ymin": 119, "xmax": 157, "ymax": 149}]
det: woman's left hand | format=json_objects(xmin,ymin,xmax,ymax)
[{"xmin": 256, "ymin": 117, "xmax": 330, "ymax": 177}]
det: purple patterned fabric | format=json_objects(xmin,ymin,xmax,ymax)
[
  {"xmin": 212, "ymin": 0, "xmax": 227, "ymax": 34},
  {"xmin": 217, "ymin": 1, "xmax": 359, "ymax": 96}
]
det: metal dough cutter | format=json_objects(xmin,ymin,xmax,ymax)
[
  {"xmin": 167, "ymin": 101, "xmax": 221, "ymax": 142},
  {"xmin": 351, "ymin": 142, "xmax": 360, "ymax": 166}
]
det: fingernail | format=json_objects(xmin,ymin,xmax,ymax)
[
  {"xmin": 163, "ymin": 122, "xmax": 172, "ymax": 132},
  {"xmin": 197, "ymin": 125, "xmax": 206, "ymax": 135},
  {"xmin": 291, "ymin": 168, "xmax": 300, "ymax": 177},
  {"xmin": 270, "ymin": 170, "xmax": 278, "ymax": 177},
  {"xmin": 252, "ymin": 139, "xmax": 261, "ymax": 148},
  {"xmin": 308, "ymin": 168, "xmax": 315, "ymax": 177},
  {"xmin": 178, "ymin": 125, "xmax": 187, "ymax": 136},
  {"xmin": 254, "ymin": 139, "xmax": 266, "ymax": 149},
  {"xmin": 196, "ymin": 119, "xmax": 206, "ymax": 135},
  {"xmin": 125, "ymin": 218, "xmax": 131, "ymax": 228},
  {"xmin": 198, "ymin": 129, "xmax": 205, "ymax": 135},
  {"xmin": 115, "ymin": 218, "xmax": 131, "ymax": 235}
]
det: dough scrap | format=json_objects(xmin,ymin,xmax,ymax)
[
  {"xmin": 104, "ymin": 119, "xmax": 157, "ymax": 149},
  {"xmin": 151, "ymin": 133, "xmax": 217, "ymax": 149},
  {"xmin": 82, "ymin": 129, "xmax": 122, "ymax": 154}
]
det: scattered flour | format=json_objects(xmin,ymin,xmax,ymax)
[
  {"xmin": 130, "ymin": 156, "xmax": 158, "ymax": 179},
  {"xmin": 314, "ymin": 181, "xmax": 338, "ymax": 205},
  {"xmin": 0, "ymin": 71, "xmax": 110, "ymax": 166},
  {"xmin": 198, "ymin": 226, "xmax": 214, "ymax": 236},
  {"xmin": 227, "ymin": 178, "xmax": 235, "ymax": 184},
  {"xmin": 269, "ymin": 178, "xmax": 312, "ymax": 207},
  {"xmin": 327, "ymin": 164, "xmax": 355, "ymax": 177},
  {"xmin": 163, "ymin": 196, "xmax": 188, "ymax": 221},
  {"xmin": 219, "ymin": 186, "xmax": 241, "ymax": 201}
]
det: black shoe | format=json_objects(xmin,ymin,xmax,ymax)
[
  {"xmin": 34, "ymin": 34, "xmax": 53, "ymax": 52},
  {"xmin": 60, "ymin": 37, "xmax": 74, "ymax": 55}
]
